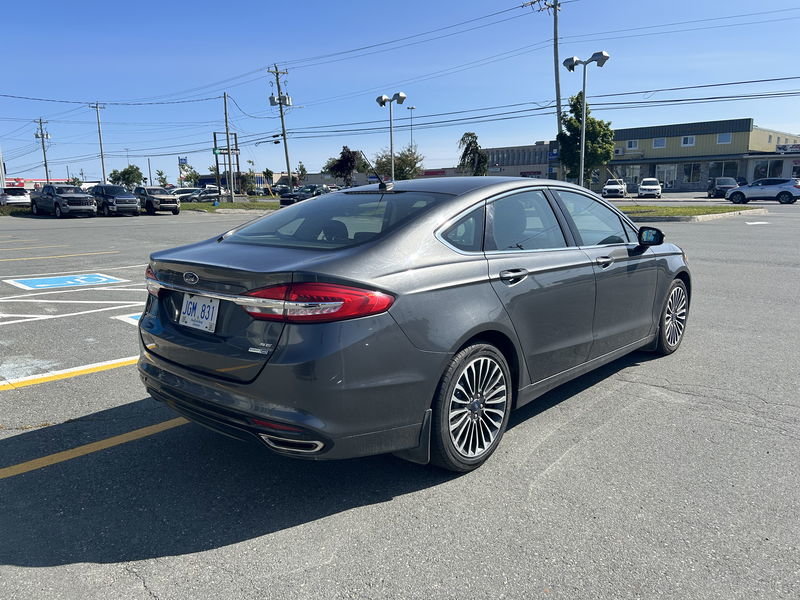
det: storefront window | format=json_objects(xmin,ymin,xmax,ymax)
[
  {"xmin": 656, "ymin": 164, "xmax": 677, "ymax": 189},
  {"xmin": 792, "ymin": 164, "xmax": 800, "ymax": 178},
  {"xmin": 709, "ymin": 161, "xmax": 738, "ymax": 179},
  {"xmin": 617, "ymin": 165, "xmax": 640, "ymax": 185},
  {"xmin": 754, "ymin": 159, "xmax": 784, "ymax": 180},
  {"xmin": 683, "ymin": 163, "xmax": 702, "ymax": 183}
]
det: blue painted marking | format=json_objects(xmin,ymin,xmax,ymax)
[
  {"xmin": 113, "ymin": 313, "xmax": 142, "ymax": 326},
  {"xmin": 5, "ymin": 273, "xmax": 128, "ymax": 290}
]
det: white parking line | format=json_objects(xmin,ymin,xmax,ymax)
[
  {"xmin": 0, "ymin": 283, "xmax": 145, "ymax": 301},
  {"xmin": 0, "ymin": 303, "xmax": 145, "ymax": 326}
]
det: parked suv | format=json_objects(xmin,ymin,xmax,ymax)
[
  {"xmin": 92, "ymin": 184, "xmax": 140, "ymax": 216},
  {"xmin": 707, "ymin": 177, "xmax": 738, "ymax": 198},
  {"xmin": 726, "ymin": 178, "xmax": 800, "ymax": 204},
  {"xmin": 637, "ymin": 178, "xmax": 662, "ymax": 199},
  {"xmin": 0, "ymin": 187, "xmax": 31, "ymax": 206},
  {"xmin": 134, "ymin": 187, "xmax": 181, "ymax": 214},
  {"xmin": 279, "ymin": 184, "xmax": 330, "ymax": 206},
  {"xmin": 601, "ymin": 179, "xmax": 627, "ymax": 198},
  {"xmin": 33, "ymin": 184, "xmax": 96, "ymax": 218},
  {"xmin": 171, "ymin": 187, "xmax": 203, "ymax": 199}
]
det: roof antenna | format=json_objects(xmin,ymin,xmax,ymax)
[{"xmin": 360, "ymin": 151, "xmax": 393, "ymax": 191}]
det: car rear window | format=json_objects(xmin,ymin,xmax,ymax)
[
  {"xmin": 3, "ymin": 188, "xmax": 27, "ymax": 195},
  {"xmin": 716, "ymin": 177, "xmax": 737, "ymax": 185},
  {"xmin": 225, "ymin": 190, "xmax": 453, "ymax": 249}
]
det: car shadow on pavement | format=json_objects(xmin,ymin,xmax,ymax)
[{"xmin": 0, "ymin": 351, "xmax": 654, "ymax": 567}]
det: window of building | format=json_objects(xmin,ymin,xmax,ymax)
[
  {"xmin": 768, "ymin": 135, "xmax": 773, "ymax": 143},
  {"xmin": 777, "ymin": 137, "xmax": 781, "ymax": 145},
  {"xmin": 656, "ymin": 164, "xmax": 677, "ymax": 189},
  {"xmin": 486, "ymin": 190, "xmax": 566, "ymax": 251},
  {"xmin": 753, "ymin": 159, "xmax": 784, "ymax": 180},
  {"xmin": 681, "ymin": 136, "xmax": 695, "ymax": 147},
  {"xmin": 626, "ymin": 140, "xmax": 639, "ymax": 150},
  {"xmin": 683, "ymin": 163, "xmax": 702, "ymax": 183},
  {"xmin": 709, "ymin": 161, "xmax": 738, "ymax": 178},
  {"xmin": 717, "ymin": 132, "xmax": 732, "ymax": 144},
  {"xmin": 653, "ymin": 138, "xmax": 666, "ymax": 149},
  {"xmin": 616, "ymin": 164, "xmax": 641, "ymax": 186},
  {"xmin": 793, "ymin": 164, "xmax": 800, "ymax": 178}
]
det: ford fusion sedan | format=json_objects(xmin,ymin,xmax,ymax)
[
  {"xmin": 32, "ymin": 184, "xmax": 96, "ymax": 218},
  {"xmin": 139, "ymin": 177, "xmax": 691, "ymax": 472},
  {"xmin": 725, "ymin": 178, "xmax": 800, "ymax": 204}
]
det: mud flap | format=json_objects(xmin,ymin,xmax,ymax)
[{"xmin": 392, "ymin": 409, "xmax": 431, "ymax": 465}]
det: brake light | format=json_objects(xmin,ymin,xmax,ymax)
[
  {"xmin": 249, "ymin": 418, "xmax": 304, "ymax": 432},
  {"xmin": 242, "ymin": 282, "xmax": 394, "ymax": 323},
  {"xmin": 145, "ymin": 265, "xmax": 160, "ymax": 296}
]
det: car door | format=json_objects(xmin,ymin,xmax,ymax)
[
  {"xmin": 484, "ymin": 188, "xmax": 596, "ymax": 382},
  {"xmin": 550, "ymin": 188, "xmax": 658, "ymax": 359},
  {"xmin": 41, "ymin": 185, "xmax": 54, "ymax": 212},
  {"xmin": 745, "ymin": 179, "xmax": 768, "ymax": 200}
]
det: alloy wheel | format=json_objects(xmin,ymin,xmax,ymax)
[
  {"xmin": 664, "ymin": 285, "xmax": 688, "ymax": 348},
  {"xmin": 448, "ymin": 356, "xmax": 508, "ymax": 459}
]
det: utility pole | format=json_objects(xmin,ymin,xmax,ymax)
[
  {"xmin": 34, "ymin": 118, "xmax": 51, "ymax": 184},
  {"xmin": 80, "ymin": 169, "xmax": 86, "ymax": 184},
  {"xmin": 89, "ymin": 103, "xmax": 107, "ymax": 182},
  {"xmin": 407, "ymin": 105, "xmax": 416, "ymax": 147},
  {"xmin": 0, "ymin": 145, "xmax": 6, "ymax": 189},
  {"xmin": 147, "ymin": 157, "xmax": 153, "ymax": 186},
  {"xmin": 223, "ymin": 92, "xmax": 235, "ymax": 202},
  {"xmin": 268, "ymin": 64, "xmax": 292, "ymax": 190}
]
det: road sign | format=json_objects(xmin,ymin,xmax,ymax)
[
  {"xmin": 213, "ymin": 148, "xmax": 240, "ymax": 155},
  {"xmin": 178, "ymin": 157, "xmax": 188, "ymax": 165},
  {"xmin": 3, "ymin": 273, "xmax": 128, "ymax": 290}
]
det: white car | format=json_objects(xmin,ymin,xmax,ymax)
[
  {"xmin": 0, "ymin": 187, "xmax": 31, "ymax": 206},
  {"xmin": 601, "ymin": 179, "xmax": 627, "ymax": 198},
  {"xmin": 638, "ymin": 178, "xmax": 662, "ymax": 199}
]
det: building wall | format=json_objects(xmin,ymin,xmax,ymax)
[
  {"xmin": 749, "ymin": 127, "xmax": 800, "ymax": 153},
  {"xmin": 613, "ymin": 131, "xmax": 749, "ymax": 160}
]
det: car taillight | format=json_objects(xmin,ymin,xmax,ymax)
[
  {"xmin": 249, "ymin": 418, "xmax": 303, "ymax": 432},
  {"xmin": 145, "ymin": 265, "xmax": 161, "ymax": 296},
  {"xmin": 242, "ymin": 282, "xmax": 394, "ymax": 323}
]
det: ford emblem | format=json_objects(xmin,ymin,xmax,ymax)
[{"xmin": 183, "ymin": 272, "xmax": 200, "ymax": 285}]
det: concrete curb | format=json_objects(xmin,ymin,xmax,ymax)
[{"xmin": 627, "ymin": 208, "xmax": 768, "ymax": 222}]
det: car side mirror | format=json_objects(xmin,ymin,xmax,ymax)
[{"xmin": 638, "ymin": 226, "xmax": 664, "ymax": 246}]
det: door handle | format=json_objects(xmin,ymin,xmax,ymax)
[
  {"xmin": 595, "ymin": 256, "xmax": 614, "ymax": 268},
  {"xmin": 499, "ymin": 268, "xmax": 528, "ymax": 284}
]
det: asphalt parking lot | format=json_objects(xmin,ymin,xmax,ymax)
[{"xmin": 1, "ymin": 205, "xmax": 798, "ymax": 599}]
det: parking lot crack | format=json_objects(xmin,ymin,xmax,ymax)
[{"xmin": 123, "ymin": 564, "xmax": 160, "ymax": 600}]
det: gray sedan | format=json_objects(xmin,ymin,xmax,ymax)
[{"xmin": 139, "ymin": 177, "xmax": 690, "ymax": 472}]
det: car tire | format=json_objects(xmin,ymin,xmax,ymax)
[
  {"xmin": 172, "ymin": 207, "xmax": 180, "ymax": 215},
  {"xmin": 777, "ymin": 191, "xmax": 794, "ymax": 204},
  {"xmin": 430, "ymin": 343, "xmax": 512, "ymax": 473},
  {"xmin": 101, "ymin": 203, "xmax": 109, "ymax": 217},
  {"xmin": 146, "ymin": 201, "xmax": 155, "ymax": 215},
  {"xmin": 730, "ymin": 192, "xmax": 745, "ymax": 204},
  {"xmin": 31, "ymin": 202, "xmax": 39, "ymax": 216},
  {"xmin": 654, "ymin": 279, "xmax": 689, "ymax": 356},
  {"xmin": 54, "ymin": 204, "xmax": 63, "ymax": 218}
]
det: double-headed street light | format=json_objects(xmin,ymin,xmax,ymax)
[
  {"xmin": 376, "ymin": 91, "xmax": 407, "ymax": 181},
  {"xmin": 563, "ymin": 51, "xmax": 610, "ymax": 188}
]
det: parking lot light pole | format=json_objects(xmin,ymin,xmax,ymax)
[
  {"xmin": 376, "ymin": 92, "xmax": 407, "ymax": 181},
  {"xmin": 562, "ymin": 51, "xmax": 609, "ymax": 188},
  {"xmin": 407, "ymin": 105, "xmax": 416, "ymax": 147}
]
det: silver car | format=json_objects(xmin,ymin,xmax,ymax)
[
  {"xmin": 726, "ymin": 178, "xmax": 800, "ymax": 204},
  {"xmin": 139, "ymin": 177, "xmax": 691, "ymax": 472},
  {"xmin": 0, "ymin": 187, "xmax": 31, "ymax": 206}
]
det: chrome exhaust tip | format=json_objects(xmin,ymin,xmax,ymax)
[{"xmin": 258, "ymin": 434, "xmax": 324, "ymax": 454}]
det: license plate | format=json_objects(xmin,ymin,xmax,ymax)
[{"xmin": 179, "ymin": 293, "xmax": 220, "ymax": 332}]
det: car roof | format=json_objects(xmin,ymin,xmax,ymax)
[{"xmin": 347, "ymin": 176, "xmax": 589, "ymax": 197}]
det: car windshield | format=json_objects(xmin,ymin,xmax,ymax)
[
  {"xmin": 641, "ymin": 179, "xmax": 659, "ymax": 185},
  {"xmin": 225, "ymin": 190, "xmax": 453, "ymax": 250},
  {"xmin": 3, "ymin": 188, "xmax": 27, "ymax": 195},
  {"xmin": 606, "ymin": 180, "xmax": 622, "ymax": 185},
  {"xmin": 107, "ymin": 186, "xmax": 127, "ymax": 195},
  {"xmin": 716, "ymin": 178, "xmax": 737, "ymax": 185},
  {"xmin": 147, "ymin": 188, "xmax": 169, "ymax": 194},
  {"xmin": 55, "ymin": 186, "xmax": 83, "ymax": 194}
]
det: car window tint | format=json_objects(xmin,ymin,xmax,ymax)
[
  {"xmin": 226, "ymin": 190, "xmax": 453, "ymax": 250},
  {"xmin": 443, "ymin": 206, "xmax": 485, "ymax": 252},
  {"xmin": 486, "ymin": 190, "xmax": 565, "ymax": 251},
  {"xmin": 553, "ymin": 190, "xmax": 628, "ymax": 246}
]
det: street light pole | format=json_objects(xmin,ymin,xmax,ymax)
[
  {"xmin": 407, "ymin": 105, "xmax": 416, "ymax": 147},
  {"xmin": 376, "ymin": 92, "xmax": 407, "ymax": 181},
  {"xmin": 563, "ymin": 51, "xmax": 609, "ymax": 188}
]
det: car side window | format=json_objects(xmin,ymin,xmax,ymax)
[
  {"xmin": 442, "ymin": 205, "xmax": 485, "ymax": 252},
  {"xmin": 486, "ymin": 190, "xmax": 566, "ymax": 251},
  {"xmin": 552, "ymin": 190, "xmax": 628, "ymax": 246},
  {"xmin": 622, "ymin": 220, "xmax": 638, "ymax": 243}
]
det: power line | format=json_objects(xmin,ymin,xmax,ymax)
[{"xmin": 0, "ymin": 94, "xmax": 222, "ymax": 106}]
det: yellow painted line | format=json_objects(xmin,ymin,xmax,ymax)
[
  {"xmin": 0, "ymin": 244, "xmax": 69, "ymax": 251},
  {"xmin": 0, "ymin": 251, "xmax": 119, "ymax": 262},
  {"xmin": 0, "ymin": 417, "xmax": 189, "ymax": 479},
  {"xmin": 0, "ymin": 356, "xmax": 138, "ymax": 391}
]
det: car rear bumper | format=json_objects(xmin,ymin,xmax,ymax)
[{"xmin": 138, "ymin": 313, "xmax": 448, "ymax": 460}]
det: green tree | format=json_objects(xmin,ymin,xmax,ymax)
[
  {"xmin": 457, "ymin": 132, "xmax": 488, "ymax": 176},
  {"xmin": 323, "ymin": 146, "xmax": 368, "ymax": 187},
  {"xmin": 296, "ymin": 161, "xmax": 308, "ymax": 182},
  {"xmin": 178, "ymin": 163, "xmax": 199, "ymax": 186},
  {"xmin": 108, "ymin": 164, "xmax": 144, "ymax": 189},
  {"xmin": 208, "ymin": 165, "xmax": 219, "ymax": 176},
  {"xmin": 374, "ymin": 144, "xmax": 423, "ymax": 181},
  {"xmin": 262, "ymin": 168, "xmax": 274, "ymax": 183},
  {"xmin": 67, "ymin": 176, "xmax": 82, "ymax": 187},
  {"xmin": 156, "ymin": 169, "xmax": 168, "ymax": 187},
  {"xmin": 556, "ymin": 92, "xmax": 615, "ymax": 182}
]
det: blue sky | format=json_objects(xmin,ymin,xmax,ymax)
[{"xmin": 3, "ymin": 0, "xmax": 799, "ymax": 182}]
